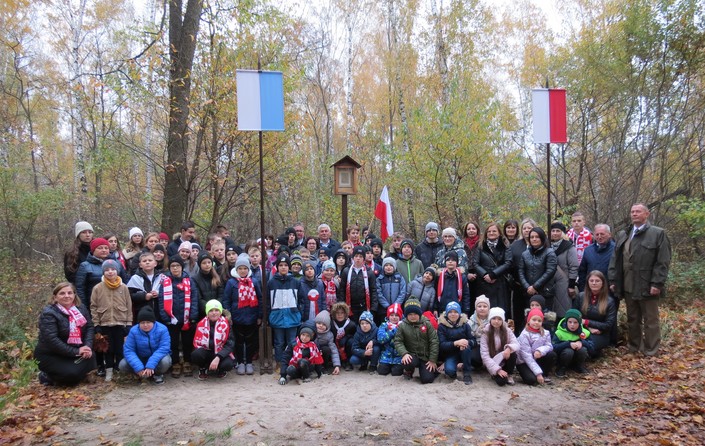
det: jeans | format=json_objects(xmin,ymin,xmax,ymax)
[
  {"xmin": 443, "ymin": 347, "xmax": 473, "ymax": 378},
  {"xmin": 272, "ymin": 326, "xmax": 298, "ymax": 364},
  {"xmin": 350, "ymin": 346, "xmax": 381, "ymax": 368},
  {"xmin": 119, "ymin": 356, "xmax": 172, "ymax": 375}
]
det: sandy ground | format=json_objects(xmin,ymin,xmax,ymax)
[{"xmin": 57, "ymin": 365, "xmax": 615, "ymax": 446}]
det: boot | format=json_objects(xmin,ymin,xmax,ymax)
[
  {"xmin": 182, "ymin": 362, "xmax": 193, "ymax": 377},
  {"xmin": 171, "ymin": 363, "xmax": 182, "ymax": 378}
]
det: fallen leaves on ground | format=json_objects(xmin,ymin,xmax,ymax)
[
  {"xmin": 570, "ymin": 300, "xmax": 705, "ymax": 445},
  {"xmin": 0, "ymin": 377, "xmax": 105, "ymax": 445}
]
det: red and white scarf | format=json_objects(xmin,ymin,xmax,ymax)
[
  {"xmin": 236, "ymin": 277, "xmax": 258, "ymax": 309},
  {"xmin": 289, "ymin": 339, "xmax": 323, "ymax": 366},
  {"xmin": 193, "ymin": 316, "xmax": 230, "ymax": 354},
  {"xmin": 307, "ymin": 289, "xmax": 320, "ymax": 320},
  {"xmin": 345, "ymin": 266, "xmax": 370, "ymax": 316},
  {"xmin": 322, "ymin": 278, "xmax": 337, "ymax": 310},
  {"xmin": 437, "ymin": 268, "xmax": 463, "ymax": 301},
  {"xmin": 162, "ymin": 275, "xmax": 192, "ymax": 330},
  {"xmin": 56, "ymin": 304, "xmax": 87, "ymax": 345}
]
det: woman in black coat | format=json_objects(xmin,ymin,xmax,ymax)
[
  {"xmin": 473, "ymin": 223, "xmax": 513, "ymax": 315},
  {"xmin": 517, "ymin": 227, "xmax": 557, "ymax": 331},
  {"xmin": 34, "ymin": 282, "xmax": 97, "ymax": 385}
]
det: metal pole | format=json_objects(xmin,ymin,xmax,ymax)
[
  {"xmin": 546, "ymin": 142, "xmax": 551, "ymax": 230},
  {"xmin": 256, "ymin": 55, "xmax": 272, "ymax": 374}
]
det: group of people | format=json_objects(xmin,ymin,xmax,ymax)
[{"xmin": 35, "ymin": 203, "xmax": 670, "ymax": 386}]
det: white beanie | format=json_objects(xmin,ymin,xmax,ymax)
[
  {"xmin": 178, "ymin": 241, "xmax": 192, "ymax": 252},
  {"xmin": 129, "ymin": 227, "xmax": 143, "ymax": 239},
  {"xmin": 488, "ymin": 307, "xmax": 505, "ymax": 321},
  {"xmin": 441, "ymin": 227, "xmax": 457, "ymax": 238},
  {"xmin": 75, "ymin": 221, "xmax": 94, "ymax": 237}
]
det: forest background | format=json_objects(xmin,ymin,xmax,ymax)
[{"xmin": 1, "ymin": 0, "xmax": 705, "ymax": 443}]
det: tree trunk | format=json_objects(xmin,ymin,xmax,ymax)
[{"xmin": 161, "ymin": 0, "xmax": 203, "ymax": 234}]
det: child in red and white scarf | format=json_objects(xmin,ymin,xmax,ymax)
[
  {"xmin": 192, "ymin": 300, "xmax": 235, "ymax": 379},
  {"xmin": 223, "ymin": 254, "xmax": 263, "ymax": 376},
  {"xmin": 279, "ymin": 325, "xmax": 323, "ymax": 384},
  {"xmin": 158, "ymin": 256, "xmax": 199, "ymax": 378}
]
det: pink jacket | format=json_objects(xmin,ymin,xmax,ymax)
[{"xmin": 480, "ymin": 324, "xmax": 519, "ymax": 376}]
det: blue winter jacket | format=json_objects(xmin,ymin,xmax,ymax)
[
  {"xmin": 377, "ymin": 321, "xmax": 402, "ymax": 365},
  {"xmin": 298, "ymin": 277, "xmax": 327, "ymax": 322},
  {"xmin": 75, "ymin": 254, "xmax": 128, "ymax": 309},
  {"xmin": 223, "ymin": 275, "xmax": 263, "ymax": 326},
  {"xmin": 158, "ymin": 272, "xmax": 200, "ymax": 325},
  {"xmin": 351, "ymin": 321, "xmax": 379, "ymax": 358},
  {"xmin": 266, "ymin": 273, "xmax": 302, "ymax": 328},
  {"xmin": 123, "ymin": 321, "xmax": 171, "ymax": 372},
  {"xmin": 577, "ymin": 240, "xmax": 615, "ymax": 291},
  {"xmin": 437, "ymin": 313, "xmax": 476, "ymax": 358},
  {"xmin": 376, "ymin": 272, "xmax": 407, "ymax": 311}
]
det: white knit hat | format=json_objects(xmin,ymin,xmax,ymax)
[
  {"xmin": 441, "ymin": 227, "xmax": 457, "ymax": 238},
  {"xmin": 75, "ymin": 221, "xmax": 94, "ymax": 237},
  {"xmin": 129, "ymin": 227, "xmax": 143, "ymax": 239},
  {"xmin": 488, "ymin": 307, "xmax": 505, "ymax": 321}
]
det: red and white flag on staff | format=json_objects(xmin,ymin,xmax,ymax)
[
  {"xmin": 374, "ymin": 186, "xmax": 394, "ymax": 242},
  {"xmin": 532, "ymin": 88, "xmax": 568, "ymax": 144}
]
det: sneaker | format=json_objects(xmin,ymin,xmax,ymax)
[
  {"xmin": 105, "ymin": 368, "xmax": 113, "ymax": 382},
  {"xmin": 302, "ymin": 377, "xmax": 311, "ymax": 383},
  {"xmin": 217, "ymin": 370, "xmax": 227, "ymax": 378},
  {"xmin": 236, "ymin": 363, "xmax": 246, "ymax": 375},
  {"xmin": 575, "ymin": 365, "xmax": 589, "ymax": 374},
  {"xmin": 38, "ymin": 371, "xmax": 53, "ymax": 386},
  {"xmin": 245, "ymin": 364, "xmax": 254, "ymax": 375},
  {"xmin": 543, "ymin": 377, "xmax": 553, "ymax": 385},
  {"xmin": 171, "ymin": 363, "xmax": 182, "ymax": 378},
  {"xmin": 96, "ymin": 365, "xmax": 106, "ymax": 377},
  {"xmin": 153, "ymin": 374, "xmax": 164, "ymax": 384},
  {"xmin": 182, "ymin": 363, "xmax": 193, "ymax": 377},
  {"xmin": 463, "ymin": 374, "xmax": 473, "ymax": 385},
  {"xmin": 403, "ymin": 371, "xmax": 413, "ymax": 381},
  {"xmin": 368, "ymin": 366, "xmax": 377, "ymax": 375},
  {"xmin": 344, "ymin": 362, "xmax": 353, "ymax": 371},
  {"xmin": 506, "ymin": 376, "xmax": 515, "ymax": 386},
  {"xmin": 556, "ymin": 367, "xmax": 567, "ymax": 378},
  {"xmin": 359, "ymin": 364, "xmax": 368, "ymax": 371},
  {"xmin": 198, "ymin": 368, "xmax": 208, "ymax": 381}
]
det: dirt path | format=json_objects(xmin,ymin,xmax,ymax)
[{"xmin": 60, "ymin": 368, "xmax": 615, "ymax": 446}]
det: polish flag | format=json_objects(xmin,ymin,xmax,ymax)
[
  {"xmin": 532, "ymin": 89, "xmax": 567, "ymax": 144},
  {"xmin": 374, "ymin": 186, "xmax": 394, "ymax": 242}
]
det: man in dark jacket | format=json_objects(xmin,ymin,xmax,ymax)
[
  {"xmin": 415, "ymin": 222, "xmax": 444, "ymax": 268},
  {"xmin": 578, "ymin": 224, "xmax": 615, "ymax": 292},
  {"xmin": 608, "ymin": 204, "xmax": 671, "ymax": 357}
]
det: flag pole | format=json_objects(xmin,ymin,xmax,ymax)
[{"xmin": 545, "ymin": 78, "xmax": 552, "ymax": 230}]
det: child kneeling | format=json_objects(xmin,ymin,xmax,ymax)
[
  {"xmin": 350, "ymin": 311, "xmax": 380, "ymax": 373},
  {"xmin": 192, "ymin": 300, "xmax": 235, "ymax": 379},
  {"xmin": 553, "ymin": 309, "xmax": 593, "ymax": 378}
]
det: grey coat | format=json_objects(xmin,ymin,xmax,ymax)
[{"xmin": 552, "ymin": 240, "xmax": 579, "ymax": 318}]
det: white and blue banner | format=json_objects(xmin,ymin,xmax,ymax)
[{"xmin": 236, "ymin": 70, "xmax": 285, "ymax": 131}]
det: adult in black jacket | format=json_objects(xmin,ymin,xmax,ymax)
[
  {"xmin": 518, "ymin": 227, "xmax": 558, "ymax": 333},
  {"xmin": 508, "ymin": 218, "xmax": 536, "ymax": 333},
  {"xmin": 473, "ymin": 223, "xmax": 513, "ymax": 314},
  {"xmin": 35, "ymin": 282, "xmax": 96, "ymax": 385},
  {"xmin": 337, "ymin": 247, "xmax": 378, "ymax": 318},
  {"xmin": 415, "ymin": 222, "xmax": 444, "ymax": 268}
]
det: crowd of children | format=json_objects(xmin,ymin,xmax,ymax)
[{"xmin": 42, "ymin": 218, "xmax": 619, "ymax": 387}]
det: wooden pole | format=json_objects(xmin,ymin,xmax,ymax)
[{"xmin": 342, "ymin": 194, "xmax": 348, "ymax": 241}]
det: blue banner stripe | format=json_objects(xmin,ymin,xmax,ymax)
[{"xmin": 259, "ymin": 72, "xmax": 285, "ymax": 131}]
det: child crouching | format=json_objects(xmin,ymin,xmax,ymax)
[
  {"xmin": 438, "ymin": 301, "xmax": 475, "ymax": 384},
  {"xmin": 517, "ymin": 308, "xmax": 556, "ymax": 385},
  {"xmin": 481, "ymin": 307, "xmax": 519, "ymax": 386},
  {"xmin": 377, "ymin": 304, "xmax": 404, "ymax": 376},
  {"xmin": 394, "ymin": 299, "xmax": 439, "ymax": 384},
  {"xmin": 280, "ymin": 324, "xmax": 323, "ymax": 384},
  {"xmin": 553, "ymin": 309, "xmax": 593, "ymax": 378},
  {"xmin": 314, "ymin": 310, "xmax": 340, "ymax": 375},
  {"xmin": 192, "ymin": 300, "xmax": 235, "ymax": 379}
]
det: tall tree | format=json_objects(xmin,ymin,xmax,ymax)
[{"xmin": 161, "ymin": 0, "xmax": 203, "ymax": 233}]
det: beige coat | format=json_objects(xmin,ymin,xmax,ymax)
[{"xmin": 90, "ymin": 280, "xmax": 133, "ymax": 326}]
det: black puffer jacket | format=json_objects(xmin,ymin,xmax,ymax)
[
  {"xmin": 35, "ymin": 304, "xmax": 95, "ymax": 358},
  {"xmin": 518, "ymin": 246, "xmax": 557, "ymax": 291},
  {"xmin": 415, "ymin": 239, "xmax": 444, "ymax": 268}
]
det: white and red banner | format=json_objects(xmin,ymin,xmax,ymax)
[
  {"xmin": 532, "ymin": 88, "xmax": 567, "ymax": 144},
  {"xmin": 374, "ymin": 186, "xmax": 394, "ymax": 242}
]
